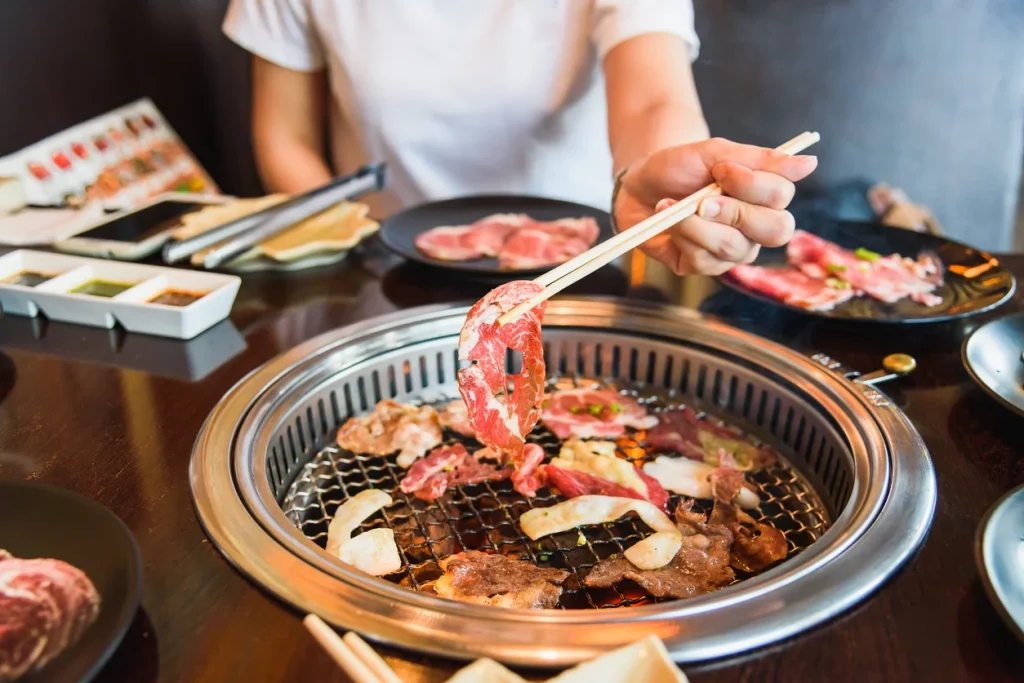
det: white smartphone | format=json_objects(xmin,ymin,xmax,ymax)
[{"xmin": 53, "ymin": 194, "xmax": 224, "ymax": 260}]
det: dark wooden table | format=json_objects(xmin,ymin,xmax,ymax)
[{"xmin": 2, "ymin": 238, "xmax": 1023, "ymax": 683}]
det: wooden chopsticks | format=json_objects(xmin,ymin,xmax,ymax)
[
  {"xmin": 303, "ymin": 615, "xmax": 403, "ymax": 683},
  {"xmin": 496, "ymin": 131, "xmax": 821, "ymax": 326}
]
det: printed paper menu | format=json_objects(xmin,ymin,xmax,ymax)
[{"xmin": 0, "ymin": 98, "xmax": 221, "ymax": 211}]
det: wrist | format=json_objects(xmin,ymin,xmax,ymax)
[{"xmin": 610, "ymin": 160, "xmax": 640, "ymax": 234}]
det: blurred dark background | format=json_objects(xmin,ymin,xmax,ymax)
[{"xmin": 0, "ymin": 0, "xmax": 1022, "ymax": 250}]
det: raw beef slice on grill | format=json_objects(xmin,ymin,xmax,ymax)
[
  {"xmin": 399, "ymin": 444, "xmax": 510, "ymax": 501},
  {"xmin": 644, "ymin": 406, "xmax": 775, "ymax": 471},
  {"xmin": 540, "ymin": 388, "xmax": 658, "ymax": 440},
  {"xmin": 542, "ymin": 438, "xmax": 669, "ymax": 509}
]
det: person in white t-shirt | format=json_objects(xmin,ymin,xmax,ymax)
[{"xmin": 223, "ymin": 1, "xmax": 817, "ymax": 275}]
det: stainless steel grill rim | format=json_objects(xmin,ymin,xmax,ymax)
[{"xmin": 190, "ymin": 298, "xmax": 935, "ymax": 665}]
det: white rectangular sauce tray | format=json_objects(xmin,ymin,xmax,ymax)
[{"xmin": 0, "ymin": 249, "xmax": 240, "ymax": 339}]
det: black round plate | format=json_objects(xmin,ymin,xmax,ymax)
[
  {"xmin": 718, "ymin": 220, "xmax": 1016, "ymax": 323},
  {"xmin": 962, "ymin": 311, "xmax": 1024, "ymax": 418},
  {"xmin": 0, "ymin": 480, "xmax": 142, "ymax": 683},
  {"xmin": 378, "ymin": 194, "xmax": 614, "ymax": 276}
]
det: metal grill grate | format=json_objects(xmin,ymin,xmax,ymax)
[{"xmin": 281, "ymin": 380, "xmax": 830, "ymax": 610}]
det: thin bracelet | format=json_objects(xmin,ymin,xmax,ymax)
[{"xmin": 609, "ymin": 163, "xmax": 631, "ymax": 235}]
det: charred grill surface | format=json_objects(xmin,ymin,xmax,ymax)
[{"xmin": 282, "ymin": 379, "xmax": 830, "ymax": 610}]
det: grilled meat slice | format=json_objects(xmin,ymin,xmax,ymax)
[
  {"xmin": 336, "ymin": 399, "xmax": 442, "ymax": 468},
  {"xmin": 583, "ymin": 517, "xmax": 735, "ymax": 599},
  {"xmin": 434, "ymin": 551, "xmax": 569, "ymax": 609}
]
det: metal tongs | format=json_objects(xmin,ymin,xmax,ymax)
[{"xmin": 162, "ymin": 163, "xmax": 387, "ymax": 268}]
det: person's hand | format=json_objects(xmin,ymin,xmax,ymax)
[{"xmin": 613, "ymin": 138, "xmax": 819, "ymax": 275}]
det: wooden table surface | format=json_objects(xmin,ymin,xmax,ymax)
[{"xmin": 2, "ymin": 238, "xmax": 1023, "ymax": 683}]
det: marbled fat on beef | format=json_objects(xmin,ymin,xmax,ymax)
[
  {"xmin": 0, "ymin": 552, "xmax": 100, "ymax": 681},
  {"xmin": 336, "ymin": 399, "xmax": 443, "ymax": 468},
  {"xmin": 399, "ymin": 444, "xmax": 509, "ymax": 501},
  {"xmin": 457, "ymin": 281, "xmax": 546, "ymax": 495}
]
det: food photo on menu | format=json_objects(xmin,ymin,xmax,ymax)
[{"xmin": 1, "ymin": 2, "xmax": 1023, "ymax": 683}]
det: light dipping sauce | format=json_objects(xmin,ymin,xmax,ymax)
[
  {"xmin": 69, "ymin": 280, "xmax": 135, "ymax": 298},
  {"xmin": 2, "ymin": 271, "xmax": 55, "ymax": 287},
  {"xmin": 148, "ymin": 289, "xmax": 204, "ymax": 307}
]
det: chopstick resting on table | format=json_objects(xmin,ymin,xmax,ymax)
[
  {"xmin": 303, "ymin": 614, "xmax": 403, "ymax": 683},
  {"xmin": 496, "ymin": 131, "xmax": 821, "ymax": 326}
]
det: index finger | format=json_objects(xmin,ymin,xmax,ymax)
[{"xmin": 698, "ymin": 137, "xmax": 818, "ymax": 182}]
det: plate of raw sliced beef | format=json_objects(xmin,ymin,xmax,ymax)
[
  {"xmin": 719, "ymin": 219, "xmax": 1015, "ymax": 323},
  {"xmin": 379, "ymin": 195, "xmax": 613, "ymax": 276},
  {"xmin": 0, "ymin": 481, "xmax": 142, "ymax": 683}
]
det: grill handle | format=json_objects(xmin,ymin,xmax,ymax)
[{"xmin": 852, "ymin": 354, "xmax": 917, "ymax": 387}]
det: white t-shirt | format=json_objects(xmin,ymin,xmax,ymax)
[{"xmin": 223, "ymin": 0, "xmax": 699, "ymax": 217}]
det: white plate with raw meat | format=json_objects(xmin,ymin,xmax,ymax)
[
  {"xmin": 379, "ymin": 195, "xmax": 612, "ymax": 276},
  {"xmin": 0, "ymin": 481, "xmax": 142, "ymax": 683},
  {"xmin": 719, "ymin": 220, "xmax": 1015, "ymax": 323}
]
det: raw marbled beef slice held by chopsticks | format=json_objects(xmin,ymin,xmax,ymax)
[{"xmin": 457, "ymin": 281, "xmax": 546, "ymax": 495}]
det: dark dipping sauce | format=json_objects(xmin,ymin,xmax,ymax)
[
  {"xmin": 3, "ymin": 271, "xmax": 55, "ymax": 287},
  {"xmin": 70, "ymin": 280, "xmax": 135, "ymax": 298},
  {"xmin": 148, "ymin": 290, "xmax": 204, "ymax": 307}
]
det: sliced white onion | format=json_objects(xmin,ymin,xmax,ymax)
[
  {"xmin": 326, "ymin": 489, "xmax": 401, "ymax": 576},
  {"xmin": 642, "ymin": 456, "xmax": 759, "ymax": 509},
  {"xmin": 337, "ymin": 528, "xmax": 402, "ymax": 576},
  {"xmin": 551, "ymin": 439, "xmax": 649, "ymax": 499},
  {"xmin": 519, "ymin": 495, "xmax": 681, "ymax": 570}
]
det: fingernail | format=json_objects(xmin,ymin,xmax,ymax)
[
  {"xmin": 699, "ymin": 199, "xmax": 720, "ymax": 219},
  {"xmin": 796, "ymin": 155, "xmax": 817, "ymax": 163}
]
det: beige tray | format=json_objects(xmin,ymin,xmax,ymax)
[{"xmin": 172, "ymin": 195, "xmax": 379, "ymax": 272}]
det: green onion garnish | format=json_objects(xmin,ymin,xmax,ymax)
[
  {"xmin": 826, "ymin": 278, "xmax": 852, "ymax": 289},
  {"xmin": 855, "ymin": 247, "xmax": 881, "ymax": 262},
  {"xmin": 827, "ymin": 263, "xmax": 847, "ymax": 273},
  {"xmin": 587, "ymin": 404, "xmax": 603, "ymax": 417},
  {"xmin": 609, "ymin": 402, "xmax": 623, "ymax": 414}
]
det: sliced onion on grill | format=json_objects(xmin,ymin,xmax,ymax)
[
  {"xmin": 326, "ymin": 489, "xmax": 401, "ymax": 576},
  {"xmin": 518, "ymin": 495, "xmax": 682, "ymax": 570}
]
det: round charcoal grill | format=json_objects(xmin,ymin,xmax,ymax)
[{"xmin": 189, "ymin": 298, "xmax": 936, "ymax": 666}]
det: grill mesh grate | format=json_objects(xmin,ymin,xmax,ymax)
[{"xmin": 281, "ymin": 379, "xmax": 831, "ymax": 610}]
